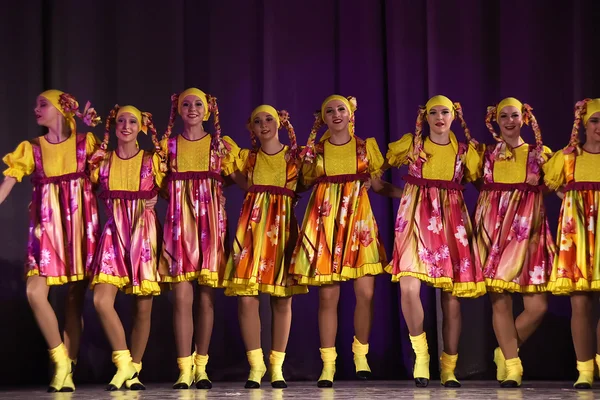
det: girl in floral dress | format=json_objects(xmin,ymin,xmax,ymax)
[
  {"xmin": 89, "ymin": 105, "xmax": 166, "ymax": 391},
  {"xmin": 385, "ymin": 95, "xmax": 485, "ymax": 388},
  {"xmin": 0, "ymin": 90, "xmax": 100, "ymax": 392},
  {"xmin": 473, "ymin": 97, "xmax": 555, "ymax": 388},
  {"xmin": 223, "ymin": 106, "xmax": 308, "ymax": 389},
  {"xmin": 158, "ymin": 88, "xmax": 243, "ymax": 390},
  {"xmin": 545, "ymin": 98, "xmax": 600, "ymax": 389},
  {"xmin": 290, "ymin": 95, "xmax": 397, "ymax": 387}
]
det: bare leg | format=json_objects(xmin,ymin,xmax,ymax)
[
  {"xmin": 93, "ymin": 284, "xmax": 127, "ymax": 350},
  {"xmin": 26, "ymin": 275, "xmax": 62, "ymax": 349},
  {"xmin": 515, "ymin": 293, "xmax": 547, "ymax": 346},
  {"xmin": 270, "ymin": 297, "xmax": 292, "ymax": 352},
  {"xmin": 172, "ymin": 281, "xmax": 194, "ymax": 357},
  {"xmin": 440, "ymin": 292, "xmax": 461, "ymax": 355},
  {"xmin": 353, "ymin": 276, "xmax": 375, "ymax": 344},
  {"xmin": 130, "ymin": 296, "xmax": 153, "ymax": 363},
  {"xmin": 318, "ymin": 284, "xmax": 340, "ymax": 347},
  {"xmin": 194, "ymin": 286, "xmax": 214, "ymax": 355},
  {"xmin": 63, "ymin": 280, "xmax": 87, "ymax": 360},
  {"xmin": 238, "ymin": 296, "xmax": 261, "ymax": 351},
  {"xmin": 399, "ymin": 276, "xmax": 424, "ymax": 335},
  {"xmin": 490, "ymin": 292, "xmax": 518, "ymax": 359},
  {"xmin": 571, "ymin": 293, "xmax": 594, "ymax": 361}
]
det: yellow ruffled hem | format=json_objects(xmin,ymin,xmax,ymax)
[
  {"xmin": 223, "ymin": 278, "xmax": 309, "ymax": 297},
  {"xmin": 547, "ymin": 277, "xmax": 600, "ymax": 295},
  {"xmin": 452, "ymin": 281, "xmax": 487, "ymax": 298},
  {"xmin": 161, "ymin": 269, "xmax": 221, "ymax": 287},
  {"xmin": 485, "ymin": 278, "xmax": 547, "ymax": 294},
  {"xmin": 295, "ymin": 262, "xmax": 384, "ymax": 286},
  {"xmin": 386, "ymin": 268, "xmax": 454, "ymax": 290},
  {"xmin": 124, "ymin": 280, "xmax": 161, "ymax": 296},
  {"xmin": 26, "ymin": 269, "xmax": 86, "ymax": 285},
  {"xmin": 90, "ymin": 273, "xmax": 129, "ymax": 289},
  {"xmin": 160, "ymin": 270, "xmax": 201, "ymax": 283}
]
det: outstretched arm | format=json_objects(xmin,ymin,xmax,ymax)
[
  {"xmin": 229, "ymin": 171, "xmax": 249, "ymax": 191},
  {"xmin": 369, "ymin": 177, "xmax": 403, "ymax": 199},
  {"xmin": 0, "ymin": 177, "xmax": 17, "ymax": 205}
]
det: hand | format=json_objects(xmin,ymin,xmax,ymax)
[
  {"xmin": 363, "ymin": 178, "xmax": 372, "ymax": 191},
  {"xmin": 146, "ymin": 195, "xmax": 158, "ymax": 209}
]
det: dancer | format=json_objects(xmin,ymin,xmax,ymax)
[
  {"xmin": 545, "ymin": 98, "xmax": 600, "ymax": 389},
  {"xmin": 223, "ymin": 105, "xmax": 308, "ymax": 389},
  {"xmin": 290, "ymin": 95, "xmax": 396, "ymax": 387},
  {"xmin": 385, "ymin": 95, "xmax": 485, "ymax": 387},
  {"xmin": 89, "ymin": 105, "xmax": 165, "ymax": 391},
  {"xmin": 473, "ymin": 97, "xmax": 555, "ymax": 387},
  {"xmin": 0, "ymin": 90, "xmax": 100, "ymax": 392},
  {"xmin": 159, "ymin": 88, "xmax": 243, "ymax": 389}
]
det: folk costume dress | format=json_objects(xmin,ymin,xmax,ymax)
[
  {"xmin": 158, "ymin": 132, "xmax": 237, "ymax": 288},
  {"xmin": 289, "ymin": 135, "xmax": 386, "ymax": 285},
  {"xmin": 473, "ymin": 142, "xmax": 556, "ymax": 293},
  {"xmin": 3, "ymin": 129, "xmax": 100, "ymax": 284},
  {"xmin": 385, "ymin": 132, "xmax": 486, "ymax": 298},
  {"xmin": 223, "ymin": 144, "xmax": 308, "ymax": 296},
  {"xmin": 90, "ymin": 150, "xmax": 165, "ymax": 295}
]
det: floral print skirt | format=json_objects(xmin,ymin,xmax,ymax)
[
  {"xmin": 548, "ymin": 189, "xmax": 600, "ymax": 294},
  {"xmin": 386, "ymin": 182, "xmax": 485, "ymax": 298},
  {"xmin": 223, "ymin": 191, "xmax": 307, "ymax": 297},
  {"xmin": 90, "ymin": 198, "xmax": 161, "ymax": 296},
  {"xmin": 473, "ymin": 188, "xmax": 555, "ymax": 293},
  {"xmin": 290, "ymin": 179, "xmax": 386, "ymax": 285}
]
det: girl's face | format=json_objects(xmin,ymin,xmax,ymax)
[
  {"xmin": 180, "ymin": 95, "xmax": 206, "ymax": 127},
  {"xmin": 323, "ymin": 100, "xmax": 350, "ymax": 134},
  {"xmin": 498, "ymin": 105, "xmax": 522, "ymax": 141},
  {"xmin": 585, "ymin": 111, "xmax": 600, "ymax": 144},
  {"xmin": 34, "ymin": 96, "xmax": 61, "ymax": 128},
  {"xmin": 427, "ymin": 105, "xmax": 453, "ymax": 136},
  {"xmin": 115, "ymin": 112, "xmax": 140, "ymax": 145},
  {"xmin": 251, "ymin": 112, "xmax": 279, "ymax": 144}
]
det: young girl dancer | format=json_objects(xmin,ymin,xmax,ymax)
[
  {"xmin": 385, "ymin": 95, "xmax": 485, "ymax": 388},
  {"xmin": 473, "ymin": 97, "xmax": 555, "ymax": 387},
  {"xmin": 90, "ymin": 105, "xmax": 165, "ymax": 391},
  {"xmin": 159, "ymin": 88, "xmax": 242, "ymax": 389},
  {"xmin": 545, "ymin": 98, "xmax": 600, "ymax": 389},
  {"xmin": 223, "ymin": 105, "xmax": 308, "ymax": 389},
  {"xmin": 0, "ymin": 90, "xmax": 100, "ymax": 392},
  {"xmin": 290, "ymin": 95, "xmax": 392, "ymax": 387}
]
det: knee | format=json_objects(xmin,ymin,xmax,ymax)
[
  {"xmin": 399, "ymin": 281, "xmax": 421, "ymax": 303},
  {"xmin": 491, "ymin": 295, "xmax": 512, "ymax": 315},
  {"xmin": 198, "ymin": 289, "xmax": 214, "ymax": 311},
  {"xmin": 93, "ymin": 290, "xmax": 112, "ymax": 315},
  {"xmin": 173, "ymin": 287, "xmax": 194, "ymax": 310},
  {"xmin": 442, "ymin": 294, "xmax": 461, "ymax": 319},
  {"xmin": 271, "ymin": 297, "xmax": 292, "ymax": 314},
  {"xmin": 134, "ymin": 299, "xmax": 153, "ymax": 323},
  {"xmin": 530, "ymin": 299, "xmax": 548, "ymax": 318},
  {"xmin": 319, "ymin": 285, "xmax": 340, "ymax": 308},
  {"xmin": 26, "ymin": 285, "xmax": 46, "ymax": 308},
  {"xmin": 354, "ymin": 285, "xmax": 374, "ymax": 305},
  {"xmin": 571, "ymin": 294, "xmax": 592, "ymax": 315}
]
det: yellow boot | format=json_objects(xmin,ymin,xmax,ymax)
[
  {"xmin": 60, "ymin": 358, "xmax": 76, "ymax": 392},
  {"xmin": 352, "ymin": 336, "xmax": 372, "ymax": 380},
  {"xmin": 245, "ymin": 348, "xmax": 267, "ymax": 389},
  {"xmin": 440, "ymin": 352, "xmax": 460, "ymax": 387},
  {"xmin": 317, "ymin": 347, "xmax": 337, "ymax": 388},
  {"xmin": 574, "ymin": 359, "xmax": 594, "ymax": 389},
  {"xmin": 125, "ymin": 362, "xmax": 145, "ymax": 390},
  {"xmin": 48, "ymin": 343, "xmax": 70, "ymax": 392},
  {"xmin": 409, "ymin": 333, "xmax": 430, "ymax": 388},
  {"xmin": 194, "ymin": 353, "xmax": 212, "ymax": 389},
  {"xmin": 595, "ymin": 354, "xmax": 600, "ymax": 378},
  {"xmin": 269, "ymin": 350, "xmax": 287, "ymax": 388},
  {"xmin": 173, "ymin": 354, "xmax": 195, "ymax": 389},
  {"xmin": 493, "ymin": 347, "xmax": 507, "ymax": 383},
  {"xmin": 501, "ymin": 357, "xmax": 523, "ymax": 388},
  {"xmin": 106, "ymin": 350, "xmax": 138, "ymax": 391}
]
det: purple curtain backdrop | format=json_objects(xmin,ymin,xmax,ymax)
[{"xmin": 1, "ymin": 0, "xmax": 599, "ymax": 385}]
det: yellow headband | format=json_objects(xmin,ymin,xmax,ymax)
[
  {"xmin": 425, "ymin": 95, "xmax": 455, "ymax": 117},
  {"xmin": 496, "ymin": 97, "xmax": 523, "ymax": 119},
  {"xmin": 117, "ymin": 105, "xmax": 148, "ymax": 134},
  {"xmin": 40, "ymin": 89, "xmax": 67, "ymax": 117},
  {"xmin": 178, "ymin": 88, "xmax": 210, "ymax": 121},
  {"xmin": 321, "ymin": 94, "xmax": 355, "ymax": 120},
  {"xmin": 584, "ymin": 99, "xmax": 600, "ymax": 125},
  {"xmin": 250, "ymin": 105, "xmax": 280, "ymax": 128}
]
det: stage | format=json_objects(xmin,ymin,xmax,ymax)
[{"xmin": 0, "ymin": 381, "xmax": 597, "ymax": 399}]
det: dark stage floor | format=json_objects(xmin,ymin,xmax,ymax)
[{"xmin": 0, "ymin": 381, "xmax": 597, "ymax": 399}]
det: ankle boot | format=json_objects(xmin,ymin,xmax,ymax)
[
  {"xmin": 194, "ymin": 353, "xmax": 212, "ymax": 389},
  {"xmin": 317, "ymin": 347, "xmax": 337, "ymax": 388},
  {"xmin": 501, "ymin": 357, "xmax": 523, "ymax": 388},
  {"xmin": 574, "ymin": 359, "xmax": 594, "ymax": 389},
  {"xmin": 409, "ymin": 333, "xmax": 430, "ymax": 388},
  {"xmin": 440, "ymin": 352, "xmax": 460, "ymax": 387},
  {"xmin": 245, "ymin": 348, "xmax": 267, "ymax": 389},
  {"xmin": 48, "ymin": 343, "xmax": 70, "ymax": 392},
  {"xmin": 269, "ymin": 350, "xmax": 287, "ymax": 388},
  {"xmin": 106, "ymin": 350, "xmax": 138, "ymax": 391},
  {"xmin": 173, "ymin": 354, "xmax": 195, "ymax": 389},
  {"xmin": 352, "ymin": 336, "xmax": 372, "ymax": 380}
]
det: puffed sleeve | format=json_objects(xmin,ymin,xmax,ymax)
[
  {"xmin": 236, "ymin": 148, "xmax": 250, "ymax": 174},
  {"xmin": 159, "ymin": 137, "xmax": 169, "ymax": 155},
  {"xmin": 386, "ymin": 133, "xmax": 414, "ymax": 168},
  {"xmin": 85, "ymin": 132, "xmax": 101, "ymax": 156},
  {"xmin": 2, "ymin": 141, "xmax": 35, "ymax": 182},
  {"xmin": 301, "ymin": 161, "xmax": 318, "ymax": 187},
  {"xmin": 152, "ymin": 152, "xmax": 167, "ymax": 190},
  {"xmin": 365, "ymin": 138, "xmax": 384, "ymax": 178},
  {"xmin": 463, "ymin": 142, "xmax": 484, "ymax": 183},
  {"xmin": 540, "ymin": 145, "xmax": 553, "ymax": 163},
  {"xmin": 542, "ymin": 149, "xmax": 566, "ymax": 191},
  {"xmin": 221, "ymin": 136, "xmax": 240, "ymax": 176}
]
